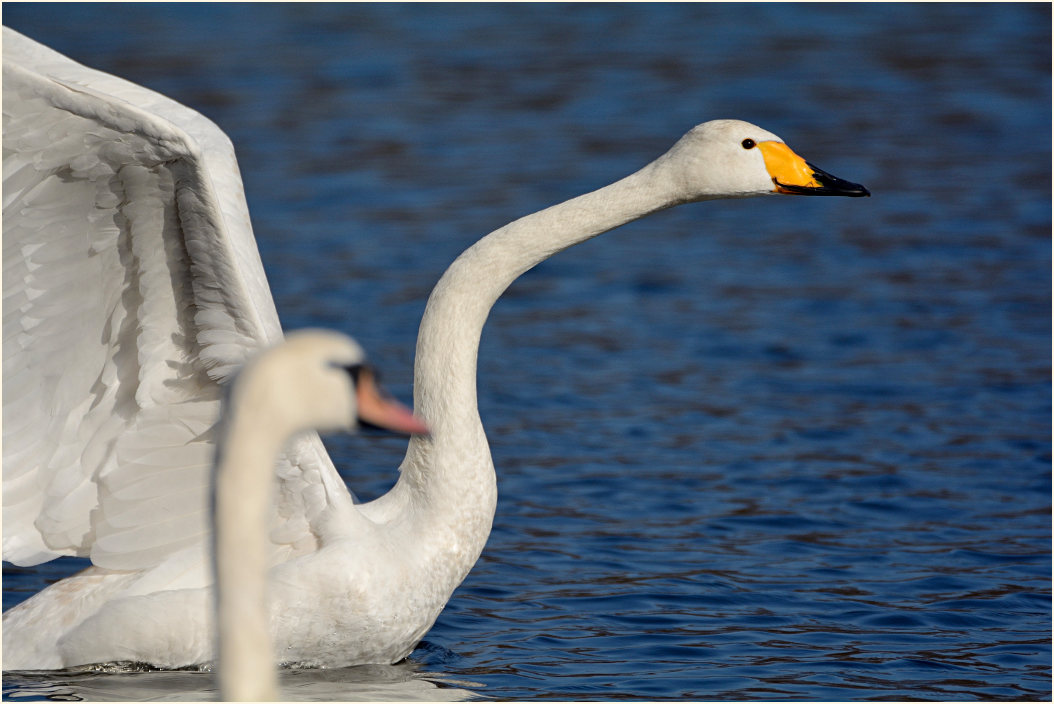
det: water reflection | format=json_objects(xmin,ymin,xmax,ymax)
[{"xmin": 3, "ymin": 661, "xmax": 477, "ymax": 702}]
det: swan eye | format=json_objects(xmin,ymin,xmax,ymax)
[
  {"xmin": 741, "ymin": 138, "xmax": 756, "ymax": 150},
  {"xmin": 336, "ymin": 362, "xmax": 365, "ymax": 385},
  {"xmin": 337, "ymin": 362, "xmax": 381, "ymax": 386}
]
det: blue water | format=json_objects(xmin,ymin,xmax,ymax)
[{"xmin": 3, "ymin": 3, "xmax": 1050, "ymax": 701}]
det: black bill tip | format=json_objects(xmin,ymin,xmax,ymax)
[{"xmin": 775, "ymin": 162, "xmax": 870, "ymax": 197}]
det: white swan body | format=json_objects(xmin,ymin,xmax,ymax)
[
  {"xmin": 213, "ymin": 330, "xmax": 427, "ymax": 701},
  {"xmin": 2, "ymin": 27, "xmax": 868, "ymax": 671}
]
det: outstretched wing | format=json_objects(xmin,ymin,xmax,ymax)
[{"xmin": 3, "ymin": 28, "xmax": 347, "ymax": 575}]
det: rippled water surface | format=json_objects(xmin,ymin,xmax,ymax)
[{"xmin": 3, "ymin": 3, "xmax": 1050, "ymax": 701}]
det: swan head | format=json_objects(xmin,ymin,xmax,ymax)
[
  {"xmin": 660, "ymin": 119, "xmax": 870, "ymax": 201},
  {"xmin": 235, "ymin": 330, "xmax": 428, "ymax": 438}
]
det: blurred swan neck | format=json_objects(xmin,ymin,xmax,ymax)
[{"xmin": 212, "ymin": 378, "xmax": 282, "ymax": 700}]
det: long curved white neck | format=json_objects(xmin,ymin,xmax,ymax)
[{"xmin": 393, "ymin": 157, "xmax": 684, "ymax": 567}]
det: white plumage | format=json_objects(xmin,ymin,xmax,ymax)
[
  {"xmin": 213, "ymin": 330, "xmax": 427, "ymax": 701},
  {"xmin": 3, "ymin": 27, "xmax": 336, "ymax": 668},
  {"xmin": 3, "ymin": 28, "xmax": 287, "ymax": 575},
  {"xmin": 2, "ymin": 26, "xmax": 867, "ymax": 672}
]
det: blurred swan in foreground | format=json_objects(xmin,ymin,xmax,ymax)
[
  {"xmin": 2, "ymin": 26, "xmax": 868, "ymax": 671},
  {"xmin": 212, "ymin": 331, "xmax": 427, "ymax": 701}
]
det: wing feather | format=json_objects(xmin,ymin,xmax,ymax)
[{"xmin": 3, "ymin": 27, "xmax": 350, "ymax": 574}]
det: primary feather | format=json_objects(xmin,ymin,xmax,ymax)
[{"xmin": 2, "ymin": 27, "xmax": 347, "ymax": 647}]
